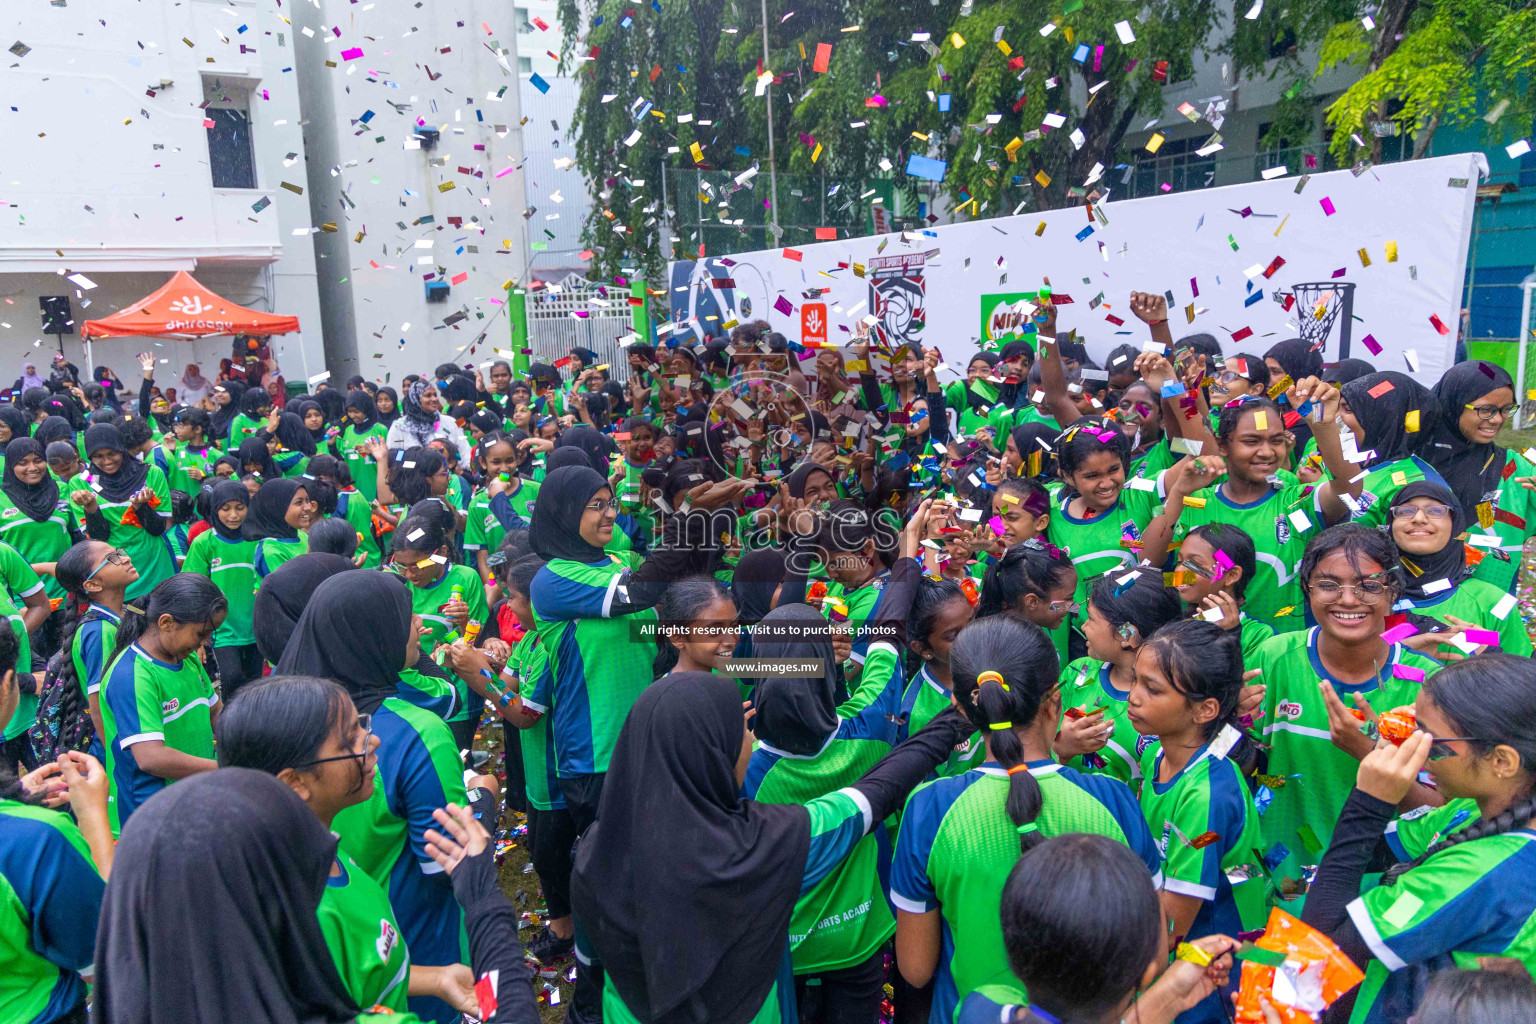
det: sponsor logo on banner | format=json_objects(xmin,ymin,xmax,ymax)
[
  {"xmin": 801, "ymin": 303, "xmax": 828, "ymax": 346},
  {"xmin": 868, "ymin": 251, "xmax": 929, "ymax": 350}
]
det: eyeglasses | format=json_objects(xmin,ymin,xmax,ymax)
[
  {"xmin": 1213, "ymin": 371, "xmax": 1248, "ymax": 386},
  {"xmin": 1176, "ymin": 558, "xmax": 1216, "ymax": 581},
  {"xmin": 1308, "ymin": 577, "xmax": 1389, "ymax": 604},
  {"xmin": 291, "ymin": 714, "xmax": 373, "ymax": 769},
  {"xmin": 84, "ymin": 549, "xmax": 130, "ymax": 582},
  {"xmin": 1415, "ymin": 726, "xmax": 1476, "ymax": 761},
  {"xmin": 1046, "ymin": 600, "xmax": 1080, "ymax": 613},
  {"xmin": 1390, "ymin": 504, "xmax": 1454, "ymax": 520},
  {"xmin": 584, "ymin": 497, "xmax": 620, "ymax": 513},
  {"xmin": 1465, "ymin": 403, "xmax": 1517, "ymax": 422}
]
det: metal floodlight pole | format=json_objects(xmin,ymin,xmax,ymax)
[
  {"xmin": 1516, "ymin": 276, "xmax": 1535, "ymax": 430},
  {"xmin": 759, "ymin": 0, "xmax": 780, "ymax": 241}
]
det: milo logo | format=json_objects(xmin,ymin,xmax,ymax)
[
  {"xmin": 161, "ymin": 697, "xmax": 180, "ymax": 715},
  {"xmin": 1277, "ymin": 700, "xmax": 1303, "ymax": 720}
]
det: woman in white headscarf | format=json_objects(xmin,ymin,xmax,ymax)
[{"xmin": 179, "ymin": 363, "xmax": 213, "ymax": 405}]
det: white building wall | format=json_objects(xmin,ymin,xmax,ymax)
[
  {"xmin": 512, "ymin": 0, "xmax": 565, "ymax": 80},
  {"xmin": 0, "ymin": 0, "xmax": 323, "ymax": 385},
  {"xmin": 521, "ymin": 74, "xmax": 591, "ymax": 281},
  {"xmin": 290, "ymin": 0, "xmax": 530, "ymax": 387}
]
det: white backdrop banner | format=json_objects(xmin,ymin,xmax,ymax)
[{"xmin": 668, "ymin": 153, "xmax": 1484, "ymax": 383}]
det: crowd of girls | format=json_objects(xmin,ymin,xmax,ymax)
[{"xmin": 0, "ymin": 298, "xmax": 1534, "ymax": 1024}]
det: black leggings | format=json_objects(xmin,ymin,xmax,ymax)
[
  {"xmin": 793, "ymin": 948, "xmax": 887, "ymax": 1024},
  {"xmin": 213, "ymin": 644, "xmax": 265, "ymax": 703},
  {"xmin": 527, "ymin": 803, "xmax": 577, "ymax": 921}
]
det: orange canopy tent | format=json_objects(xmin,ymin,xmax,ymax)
[{"xmin": 81, "ymin": 271, "xmax": 299, "ymax": 339}]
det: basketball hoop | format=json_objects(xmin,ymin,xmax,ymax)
[{"xmin": 1289, "ymin": 281, "xmax": 1357, "ymax": 360}]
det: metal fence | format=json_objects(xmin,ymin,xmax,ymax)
[{"xmin": 524, "ymin": 279, "xmax": 635, "ymax": 379}]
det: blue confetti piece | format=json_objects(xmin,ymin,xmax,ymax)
[
  {"xmin": 905, "ymin": 154, "xmax": 947, "ymax": 182},
  {"xmin": 1262, "ymin": 843, "xmax": 1289, "ymax": 871},
  {"xmin": 734, "ymin": 144, "xmax": 751, "ymax": 156},
  {"xmin": 938, "ymin": 93, "xmax": 951, "ymax": 112},
  {"xmin": 676, "ymin": 64, "xmax": 687, "ymax": 73},
  {"xmin": 1160, "ymin": 381, "xmax": 1187, "ymax": 398},
  {"xmin": 359, "ymin": 109, "xmax": 375, "ymax": 123},
  {"xmin": 593, "ymin": 14, "xmax": 604, "ymax": 25},
  {"xmin": 529, "ymin": 73, "xmax": 550, "ymax": 94},
  {"xmin": 1244, "ymin": 290, "xmax": 1264, "ymax": 307},
  {"xmin": 1075, "ymin": 224, "xmax": 1095, "ymax": 241},
  {"xmin": 1072, "ymin": 43, "xmax": 1089, "ymax": 62},
  {"xmin": 620, "ymin": 14, "xmax": 633, "ymax": 27}
]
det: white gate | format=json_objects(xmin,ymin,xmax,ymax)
[{"xmin": 524, "ymin": 278, "xmax": 634, "ymax": 381}]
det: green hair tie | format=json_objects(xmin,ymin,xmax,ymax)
[
  {"xmin": 1017, "ymin": 822, "xmax": 1040, "ymax": 836},
  {"xmin": 989, "ymin": 721, "xmax": 1013, "ymax": 731}
]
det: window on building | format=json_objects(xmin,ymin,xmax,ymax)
[
  {"xmin": 515, "ymin": 6, "xmax": 531, "ymax": 28},
  {"xmin": 1268, "ymin": 27, "xmax": 1297, "ymax": 60},
  {"xmin": 519, "ymin": 56, "xmax": 533, "ymax": 73},
  {"xmin": 1131, "ymin": 135, "xmax": 1217, "ymax": 197},
  {"xmin": 203, "ymin": 77, "xmax": 257, "ymax": 190}
]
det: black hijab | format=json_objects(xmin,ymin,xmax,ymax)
[
  {"xmin": 209, "ymin": 380, "xmax": 246, "ymax": 439},
  {"xmin": 1339, "ymin": 371, "xmax": 1436, "ymax": 468},
  {"xmin": 731, "ymin": 547, "xmax": 786, "ymax": 626},
  {"xmin": 33, "ymin": 415, "xmax": 74, "ymax": 449},
  {"xmin": 1389, "ymin": 481, "xmax": 1472, "ymax": 601},
  {"xmin": 83, "ymin": 423, "xmax": 150, "ymax": 502},
  {"xmin": 0, "ymin": 404, "xmax": 28, "ymax": 444},
  {"xmin": 274, "ymin": 411, "xmax": 318, "ymax": 457},
  {"xmin": 964, "ymin": 352, "xmax": 1001, "ymax": 410},
  {"xmin": 344, "ymin": 390, "xmax": 377, "ymax": 432},
  {"xmin": 570, "ymin": 672, "xmax": 810, "ymax": 1024},
  {"xmin": 251, "ymin": 553, "xmax": 358, "ymax": 664},
  {"xmin": 545, "ymin": 446, "xmax": 593, "ymax": 473},
  {"xmin": 237, "ymin": 436, "xmax": 281, "ymax": 480},
  {"xmin": 294, "ymin": 400, "xmax": 328, "ymax": 444},
  {"xmin": 207, "ymin": 479, "xmax": 251, "ymax": 541},
  {"xmin": 239, "ymin": 386, "xmax": 271, "ymax": 419},
  {"xmin": 1265, "ymin": 338, "xmax": 1324, "ymax": 383},
  {"xmin": 785, "ymin": 460, "xmax": 833, "ymax": 500},
  {"xmin": 557, "ymin": 424, "xmax": 612, "ymax": 474},
  {"xmin": 316, "ymin": 388, "xmax": 346, "ymax": 425},
  {"xmin": 1321, "ymin": 358, "xmax": 1376, "ymax": 386},
  {"xmin": 529, "ymin": 465, "xmax": 609, "ymax": 563},
  {"xmin": 1, "ymin": 437, "xmax": 59, "ymax": 521},
  {"xmin": 243, "ymin": 477, "xmax": 304, "ymax": 542},
  {"xmin": 750, "ymin": 604, "xmax": 840, "ymax": 756},
  {"xmin": 1423, "ymin": 360, "xmax": 1515, "ymax": 517},
  {"xmin": 275, "ymin": 570, "xmax": 413, "ymax": 714},
  {"xmin": 1009, "ymin": 422, "xmax": 1059, "ymax": 481},
  {"xmin": 374, "ymin": 386, "xmax": 400, "ymax": 427},
  {"xmin": 91, "ymin": 768, "xmax": 359, "ymax": 1024}
]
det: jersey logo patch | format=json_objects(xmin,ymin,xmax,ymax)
[
  {"xmin": 376, "ymin": 919, "xmax": 398, "ymax": 962},
  {"xmin": 1277, "ymin": 700, "xmax": 1303, "ymax": 720},
  {"xmin": 0, "ymin": 507, "xmax": 16, "ymax": 519},
  {"xmin": 1275, "ymin": 515, "xmax": 1291, "ymax": 545},
  {"xmin": 161, "ymin": 697, "xmax": 180, "ymax": 714},
  {"xmin": 1136, "ymin": 734, "xmax": 1158, "ymax": 757}
]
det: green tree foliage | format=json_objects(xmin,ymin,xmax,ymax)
[
  {"xmin": 557, "ymin": 0, "xmax": 1229, "ymax": 281},
  {"xmin": 1316, "ymin": 0, "xmax": 1536, "ymax": 164}
]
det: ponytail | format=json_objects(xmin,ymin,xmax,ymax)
[
  {"xmin": 949, "ymin": 615, "xmax": 1061, "ymax": 853},
  {"xmin": 976, "ymin": 539, "xmax": 1074, "ymax": 620},
  {"xmin": 108, "ymin": 573, "xmax": 227, "ymax": 666},
  {"xmin": 52, "ymin": 542, "xmax": 108, "ymax": 753}
]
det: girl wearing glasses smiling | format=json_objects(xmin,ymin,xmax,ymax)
[
  {"xmin": 1299, "ymin": 653, "xmax": 1536, "ymax": 1024},
  {"xmin": 1254, "ymin": 524, "xmax": 1443, "ymax": 897},
  {"xmin": 1386, "ymin": 482, "xmax": 1531, "ymax": 657},
  {"xmin": 217, "ymin": 675, "xmax": 484, "ymax": 1019}
]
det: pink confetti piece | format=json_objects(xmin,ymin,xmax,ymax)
[
  {"xmin": 341, "ymin": 47, "xmax": 364, "ymax": 60},
  {"xmin": 1464, "ymin": 627, "xmax": 1500, "ymax": 646},
  {"xmin": 1319, "ymin": 197, "xmax": 1336, "ymax": 216},
  {"xmin": 1361, "ymin": 333, "xmax": 1382, "ymax": 355},
  {"xmin": 1380, "ymin": 622, "xmax": 1418, "ymax": 644},
  {"xmin": 1392, "ymin": 664, "xmax": 1425, "ymax": 682}
]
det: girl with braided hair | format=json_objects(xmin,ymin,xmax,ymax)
[
  {"xmin": 1300, "ymin": 651, "xmax": 1536, "ymax": 1024},
  {"xmin": 889, "ymin": 614, "xmax": 1162, "ymax": 1024}
]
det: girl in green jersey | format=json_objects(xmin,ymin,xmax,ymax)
[
  {"xmin": 1127, "ymin": 619, "xmax": 1260, "ymax": 1024},
  {"xmin": 91, "ymin": 766, "xmax": 540, "ymax": 1024},
  {"xmin": 184, "ymin": 479, "xmax": 265, "ymax": 699},
  {"xmin": 974, "ymin": 537, "xmax": 1078, "ymax": 669},
  {"xmin": 337, "ymin": 390, "xmax": 389, "ymax": 504},
  {"xmin": 1055, "ymin": 566, "xmax": 1184, "ymax": 790},
  {"xmin": 1301, "ymin": 653, "xmax": 1536, "ymax": 1024},
  {"xmin": 898, "ymin": 575, "xmax": 981, "ymax": 776},
  {"xmin": 245, "ymin": 477, "xmax": 315, "ymax": 577},
  {"xmin": 1386, "ymin": 482, "xmax": 1531, "ymax": 656},
  {"xmin": 1172, "ymin": 524, "xmax": 1277, "ymax": 662},
  {"xmin": 217, "ymin": 676, "xmax": 481, "ymax": 1017},
  {"xmin": 75, "ymin": 423, "xmax": 177, "ymax": 601}
]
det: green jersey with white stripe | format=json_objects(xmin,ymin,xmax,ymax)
[
  {"xmin": 1058, "ymin": 657, "xmax": 1146, "ymax": 791},
  {"xmin": 318, "ymin": 847, "xmax": 412, "ymax": 1014},
  {"xmin": 1347, "ymin": 830, "xmax": 1536, "ymax": 1023},
  {"xmin": 1045, "ymin": 481, "xmax": 1162, "ymax": 640},
  {"xmin": 1255, "ymin": 628, "xmax": 1439, "ymax": 891},
  {"xmin": 182, "ymin": 530, "xmax": 258, "ymax": 646}
]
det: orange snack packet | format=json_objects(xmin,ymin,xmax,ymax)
[{"xmin": 1234, "ymin": 908, "xmax": 1365, "ymax": 1023}]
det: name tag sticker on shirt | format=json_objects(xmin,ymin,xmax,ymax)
[{"xmin": 1381, "ymin": 891, "xmax": 1423, "ymax": 929}]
